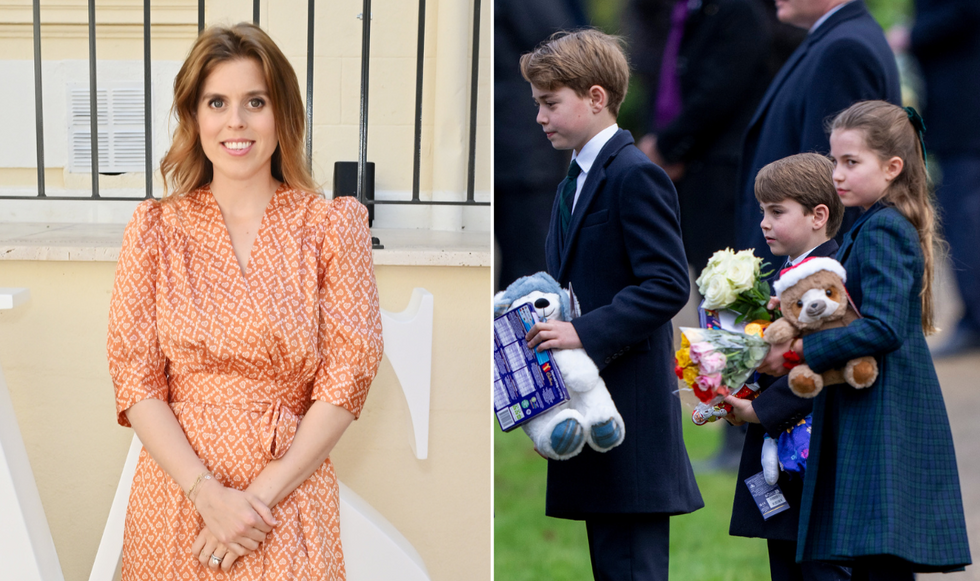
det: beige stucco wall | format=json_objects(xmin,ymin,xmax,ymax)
[{"xmin": 0, "ymin": 259, "xmax": 490, "ymax": 581}]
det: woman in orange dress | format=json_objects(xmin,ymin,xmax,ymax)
[{"xmin": 106, "ymin": 23, "xmax": 383, "ymax": 580}]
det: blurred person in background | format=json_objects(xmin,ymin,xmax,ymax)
[
  {"xmin": 494, "ymin": 0, "xmax": 585, "ymax": 291},
  {"xmin": 630, "ymin": 0, "xmax": 770, "ymax": 276},
  {"xmin": 909, "ymin": 0, "xmax": 980, "ymax": 357}
]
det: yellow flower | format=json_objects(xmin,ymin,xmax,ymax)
[
  {"xmin": 681, "ymin": 333, "xmax": 691, "ymax": 348},
  {"xmin": 683, "ymin": 366, "xmax": 699, "ymax": 386},
  {"xmin": 743, "ymin": 320, "xmax": 770, "ymax": 338},
  {"xmin": 675, "ymin": 348, "xmax": 692, "ymax": 368}
]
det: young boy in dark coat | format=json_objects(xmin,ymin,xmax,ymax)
[
  {"xmin": 520, "ymin": 29, "xmax": 703, "ymax": 580},
  {"xmin": 724, "ymin": 153, "xmax": 851, "ymax": 581}
]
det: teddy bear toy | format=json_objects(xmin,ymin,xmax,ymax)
[
  {"xmin": 763, "ymin": 257, "xmax": 878, "ymax": 398},
  {"xmin": 493, "ymin": 272, "xmax": 625, "ymax": 460}
]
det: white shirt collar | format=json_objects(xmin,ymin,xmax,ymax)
[
  {"xmin": 572, "ymin": 123, "xmax": 619, "ymax": 176},
  {"xmin": 570, "ymin": 124, "xmax": 619, "ymax": 210},
  {"xmin": 788, "ymin": 244, "xmax": 823, "ymax": 266},
  {"xmin": 810, "ymin": 1, "xmax": 851, "ymax": 33}
]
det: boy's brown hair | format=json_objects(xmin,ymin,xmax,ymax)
[
  {"xmin": 755, "ymin": 153, "xmax": 845, "ymax": 238},
  {"xmin": 519, "ymin": 29, "xmax": 630, "ymax": 118}
]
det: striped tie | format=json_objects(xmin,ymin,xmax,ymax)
[{"xmin": 559, "ymin": 160, "xmax": 582, "ymax": 236}]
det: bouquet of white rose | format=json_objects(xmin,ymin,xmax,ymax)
[{"xmin": 696, "ymin": 248, "xmax": 777, "ymax": 325}]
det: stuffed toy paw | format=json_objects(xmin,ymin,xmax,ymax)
[
  {"xmin": 764, "ymin": 258, "xmax": 879, "ymax": 398},
  {"xmin": 493, "ymin": 272, "xmax": 625, "ymax": 460}
]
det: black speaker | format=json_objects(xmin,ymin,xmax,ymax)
[{"xmin": 333, "ymin": 161, "xmax": 375, "ymax": 225}]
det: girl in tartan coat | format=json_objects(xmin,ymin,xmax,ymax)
[{"xmin": 761, "ymin": 100, "xmax": 971, "ymax": 579}]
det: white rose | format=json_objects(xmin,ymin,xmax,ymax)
[
  {"xmin": 705, "ymin": 248, "xmax": 735, "ymax": 272},
  {"xmin": 727, "ymin": 251, "xmax": 761, "ymax": 293},
  {"xmin": 701, "ymin": 276, "xmax": 738, "ymax": 310},
  {"xmin": 696, "ymin": 248, "xmax": 735, "ymax": 296}
]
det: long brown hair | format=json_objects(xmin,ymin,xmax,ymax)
[
  {"xmin": 830, "ymin": 100, "xmax": 943, "ymax": 334},
  {"xmin": 160, "ymin": 22, "xmax": 317, "ymax": 198}
]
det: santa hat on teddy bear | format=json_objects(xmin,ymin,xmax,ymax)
[{"xmin": 772, "ymin": 257, "xmax": 847, "ymax": 300}]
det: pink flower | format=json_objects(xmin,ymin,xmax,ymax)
[
  {"xmin": 694, "ymin": 373, "xmax": 722, "ymax": 394},
  {"xmin": 689, "ymin": 342, "xmax": 714, "ymax": 364},
  {"xmin": 699, "ymin": 351, "xmax": 728, "ymax": 375}
]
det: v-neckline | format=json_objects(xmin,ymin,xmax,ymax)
[{"xmin": 206, "ymin": 183, "xmax": 283, "ymax": 280}]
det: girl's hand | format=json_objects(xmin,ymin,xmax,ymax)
[
  {"xmin": 191, "ymin": 526, "xmax": 251, "ymax": 573},
  {"xmin": 724, "ymin": 395, "xmax": 760, "ymax": 424},
  {"xmin": 758, "ymin": 340, "xmax": 794, "ymax": 376},
  {"xmin": 192, "ymin": 478, "xmax": 277, "ymax": 550},
  {"xmin": 767, "ymin": 296, "xmax": 780, "ymax": 311}
]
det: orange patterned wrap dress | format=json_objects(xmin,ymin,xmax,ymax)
[{"xmin": 107, "ymin": 186, "xmax": 383, "ymax": 580}]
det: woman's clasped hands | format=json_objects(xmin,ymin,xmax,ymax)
[{"xmin": 189, "ymin": 477, "xmax": 278, "ymax": 572}]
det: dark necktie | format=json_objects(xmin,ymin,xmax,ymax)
[{"xmin": 559, "ymin": 160, "xmax": 582, "ymax": 236}]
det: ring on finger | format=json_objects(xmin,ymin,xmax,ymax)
[{"xmin": 210, "ymin": 554, "xmax": 222, "ymax": 567}]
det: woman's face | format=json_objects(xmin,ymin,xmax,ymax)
[{"xmin": 197, "ymin": 58, "xmax": 277, "ymax": 185}]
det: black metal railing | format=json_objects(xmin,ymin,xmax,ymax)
[{"xmin": 11, "ymin": 0, "xmax": 488, "ymax": 209}]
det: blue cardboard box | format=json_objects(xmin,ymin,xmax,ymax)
[{"xmin": 493, "ymin": 304, "xmax": 570, "ymax": 432}]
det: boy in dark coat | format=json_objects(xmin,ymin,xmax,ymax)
[
  {"xmin": 520, "ymin": 29, "xmax": 703, "ymax": 580},
  {"xmin": 724, "ymin": 153, "xmax": 851, "ymax": 581}
]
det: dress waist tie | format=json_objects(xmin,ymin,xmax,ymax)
[{"xmin": 259, "ymin": 400, "xmax": 301, "ymax": 460}]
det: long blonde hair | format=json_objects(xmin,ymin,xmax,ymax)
[
  {"xmin": 830, "ymin": 100, "xmax": 943, "ymax": 334},
  {"xmin": 160, "ymin": 22, "xmax": 317, "ymax": 198}
]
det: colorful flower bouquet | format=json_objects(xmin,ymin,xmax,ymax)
[
  {"xmin": 696, "ymin": 248, "xmax": 778, "ymax": 325},
  {"xmin": 675, "ymin": 327, "xmax": 770, "ymax": 425}
]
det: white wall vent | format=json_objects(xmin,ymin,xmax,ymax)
[{"xmin": 68, "ymin": 84, "xmax": 145, "ymax": 174}]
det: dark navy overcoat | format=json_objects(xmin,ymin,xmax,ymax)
[
  {"xmin": 735, "ymin": 0, "xmax": 900, "ymax": 268},
  {"xmin": 544, "ymin": 129, "xmax": 704, "ymax": 518},
  {"xmin": 797, "ymin": 204, "xmax": 971, "ymax": 571}
]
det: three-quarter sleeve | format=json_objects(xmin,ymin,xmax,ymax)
[
  {"xmin": 107, "ymin": 200, "xmax": 169, "ymax": 427},
  {"xmin": 311, "ymin": 197, "xmax": 384, "ymax": 418}
]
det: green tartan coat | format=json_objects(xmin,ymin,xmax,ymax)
[{"xmin": 796, "ymin": 203, "xmax": 971, "ymax": 571}]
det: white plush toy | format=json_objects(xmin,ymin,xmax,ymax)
[{"xmin": 493, "ymin": 272, "xmax": 625, "ymax": 460}]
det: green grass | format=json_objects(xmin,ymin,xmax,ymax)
[{"xmin": 494, "ymin": 416, "xmax": 772, "ymax": 580}]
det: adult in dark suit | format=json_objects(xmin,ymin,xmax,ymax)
[
  {"xmin": 735, "ymin": 0, "xmax": 901, "ymax": 269},
  {"xmin": 727, "ymin": 239, "xmax": 852, "ymax": 581},
  {"xmin": 544, "ymin": 127, "xmax": 704, "ymax": 581},
  {"xmin": 910, "ymin": 0, "xmax": 980, "ymax": 356},
  {"xmin": 635, "ymin": 0, "xmax": 771, "ymax": 273},
  {"xmin": 493, "ymin": 0, "xmax": 583, "ymax": 290}
]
